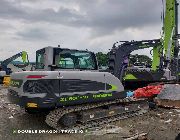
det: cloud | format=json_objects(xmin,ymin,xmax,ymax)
[
  {"xmin": 16, "ymin": 28, "xmax": 48, "ymax": 40},
  {"xmin": 0, "ymin": 0, "xmax": 162, "ymax": 36},
  {"xmin": 0, "ymin": 0, "xmax": 85, "ymax": 26},
  {"xmin": 0, "ymin": 0, "xmax": 172, "ymax": 61}
]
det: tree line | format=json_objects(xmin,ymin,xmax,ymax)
[{"xmin": 96, "ymin": 52, "xmax": 152, "ymax": 67}]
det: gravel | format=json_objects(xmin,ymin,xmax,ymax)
[{"xmin": 0, "ymin": 88, "xmax": 179, "ymax": 140}]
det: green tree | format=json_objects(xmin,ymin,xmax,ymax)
[
  {"xmin": 129, "ymin": 54, "xmax": 152, "ymax": 66},
  {"xmin": 95, "ymin": 52, "xmax": 152, "ymax": 67},
  {"xmin": 96, "ymin": 52, "xmax": 108, "ymax": 66}
]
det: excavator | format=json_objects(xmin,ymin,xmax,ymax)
[
  {"xmin": 7, "ymin": 0, "xmax": 179, "ymax": 130},
  {"xmin": 0, "ymin": 51, "xmax": 29, "ymax": 86},
  {"xmin": 108, "ymin": 0, "xmax": 180, "ymax": 89},
  {"xmin": 8, "ymin": 47, "xmax": 149, "ymax": 130}
]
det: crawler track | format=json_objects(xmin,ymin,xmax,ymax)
[{"xmin": 45, "ymin": 98, "xmax": 149, "ymax": 130}]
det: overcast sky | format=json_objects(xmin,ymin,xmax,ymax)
[{"xmin": 0, "ymin": 0, "xmax": 176, "ymax": 61}]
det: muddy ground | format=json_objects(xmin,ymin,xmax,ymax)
[{"xmin": 0, "ymin": 87, "xmax": 179, "ymax": 140}]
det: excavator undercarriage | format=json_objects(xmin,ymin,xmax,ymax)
[{"xmin": 45, "ymin": 98, "xmax": 148, "ymax": 130}]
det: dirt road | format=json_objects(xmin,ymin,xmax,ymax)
[{"xmin": 0, "ymin": 88, "xmax": 179, "ymax": 140}]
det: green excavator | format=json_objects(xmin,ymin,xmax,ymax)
[
  {"xmin": 0, "ymin": 51, "xmax": 29, "ymax": 86},
  {"xmin": 108, "ymin": 0, "xmax": 180, "ymax": 89}
]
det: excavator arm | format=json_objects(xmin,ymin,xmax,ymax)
[
  {"xmin": 161, "ymin": 0, "xmax": 179, "ymax": 78},
  {"xmin": 152, "ymin": 0, "xmax": 178, "ymax": 71},
  {"xmin": 108, "ymin": 39, "xmax": 161, "ymax": 81},
  {"xmin": 163, "ymin": 0, "xmax": 176, "ymax": 59},
  {"xmin": 1, "ymin": 51, "xmax": 29, "ymax": 75}
]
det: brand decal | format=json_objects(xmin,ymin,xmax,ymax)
[
  {"xmin": 10, "ymin": 80, "xmax": 23, "ymax": 87},
  {"xmin": 60, "ymin": 93, "xmax": 113, "ymax": 102}
]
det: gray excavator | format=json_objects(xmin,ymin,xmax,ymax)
[{"xmin": 8, "ymin": 47, "xmax": 148, "ymax": 130}]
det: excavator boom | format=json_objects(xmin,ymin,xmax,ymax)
[{"xmin": 0, "ymin": 51, "xmax": 29, "ymax": 85}]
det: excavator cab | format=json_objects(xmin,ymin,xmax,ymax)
[{"xmin": 35, "ymin": 47, "xmax": 98, "ymax": 71}]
